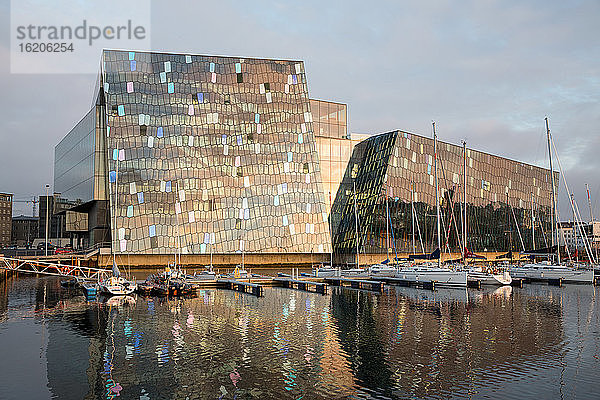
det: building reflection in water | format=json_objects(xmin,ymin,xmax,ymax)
[{"xmin": 4, "ymin": 277, "xmax": 599, "ymax": 399}]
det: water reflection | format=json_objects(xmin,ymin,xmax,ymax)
[{"xmin": 0, "ymin": 275, "xmax": 598, "ymax": 399}]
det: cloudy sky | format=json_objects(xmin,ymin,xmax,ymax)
[{"xmin": 1, "ymin": 0, "xmax": 598, "ymax": 219}]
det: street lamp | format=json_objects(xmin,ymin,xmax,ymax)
[{"xmin": 45, "ymin": 184, "xmax": 50, "ymax": 257}]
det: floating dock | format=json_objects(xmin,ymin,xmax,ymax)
[
  {"xmin": 217, "ymin": 279, "xmax": 264, "ymax": 297},
  {"xmin": 371, "ymin": 276, "xmax": 437, "ymax": 290},
  {"xmin": 273, "ymin": 277, "xmax": 328, "ymax": 294},
  {"xmin": 324, "ymin": 277, "xmax": 384, "ymax": 292}
]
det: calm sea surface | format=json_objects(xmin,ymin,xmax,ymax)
[{"xmin": 0, "ymin": 273, "xmax": 599, "ymax": 399}]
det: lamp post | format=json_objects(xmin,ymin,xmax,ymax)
[{"xmin": 45, "ymin": 184, "xmax": 50, "ymax": 257}]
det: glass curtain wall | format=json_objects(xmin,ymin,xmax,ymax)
[
  {"xmin": 332, "ymin": 131, "xmax": 555, "ymax": 255},
  {"xmin": 101, "ymin": 50, "xmax": 331, "ymax": 255}
]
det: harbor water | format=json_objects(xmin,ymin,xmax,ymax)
[{"xmin": 0, "ymin": 274, "xmax": 599, "ymax": 399}]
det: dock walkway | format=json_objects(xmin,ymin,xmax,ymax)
[
  {"xmin": 324, "ymin": 277, "xmax": 384, "ymax": 292},
  {"xmin": 273, "ymin": 277, "xmax": 328, "ymax": 294},
  {"xmin": 217, "ymin": 279, "xmax": 264, "ymax": 297}
]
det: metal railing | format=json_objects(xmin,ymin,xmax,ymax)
[{"xmin": 0, "ymin": 256, "xmax": 110, "ymax": 281}]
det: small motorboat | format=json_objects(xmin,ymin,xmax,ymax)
[{"xmin": 80, "ymin": 281, "xmax": 98, "ymax": 299}]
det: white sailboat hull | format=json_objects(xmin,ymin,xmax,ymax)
[
  {"xmin": 341, "ymin": 268, "xmax": 370, "ymax": 278},
  {"xmin": 101, "ymin": 284, "xmax": 136, "ymax": 296},
  {"xmin": 100, "ymin": 277, "xmax": 137, "ymax": 295},
  {"xmin": 509, "ymin": 263, "xmax": 594, "ymax": 283},
  {"xmin": 369, "ymin": 265, "xmax": 398, "ymax": 277},
  {"xmin": 468, "ymin": 271, "xmax": 512, "ymax": 286},
  {"xmin": 313, "ymin": 268, "xmax": 340, "ymax": 278},
  {"xmin": 395, "ymin": 269, "xmax": 467, "ymax": 287}
]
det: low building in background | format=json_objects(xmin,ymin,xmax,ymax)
[
  {"xmin": 38, "ymin": 195, "xmax": 77, "ymax": 244},
  {"xmin": 558, "ymin": 221, "xmax": 600, "ymax": 254},
  {"xmin": 11, "ymin": 215, "xmax": 38, "ymax": 247},
  {"xmin": 0, "ymin": 193, "xmax": 13, "ymax": 248},
  {"xmin": 331, "ymin": 130, "xmax": 556, "ymax": 260}
]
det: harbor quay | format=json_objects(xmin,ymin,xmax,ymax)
[
  {"xmin": 1, "ymin": 249, "xmax": 535, "ymax": 270},
  {"xmin": 75, "ymin": 250, "xmax": 517, "ymax": 269}
]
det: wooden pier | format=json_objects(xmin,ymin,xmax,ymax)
[
  {"xmin": 217, "ymin": 279, "xmax": 264, "ymax": 297},
  {"xmin": 273, "ymin": 277, "xmax": 328, "ymax": 294},
  {"xmin": 324, "ymin": 277, "xmax": 384, "ymax": 292}
]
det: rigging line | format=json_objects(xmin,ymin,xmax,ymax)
[
  {"xmin": 438, "ymin": 154, "xmax": 453, "ymax": 253},
  {"xmin": 447, "ymin": 185, "xmax": 464, "ymax": 254},
  {"xmin": 387, "ymin": 194, "xmax": 399, "ymax": 262},
  {"xmin": 439, "ymin": 157, "xmax": 466, "ymax": 255},
  {"xmin": 534, "ymin": 202, "xmax": 549, "ymax": 248},
  {"xmin": 411, "ymin": 203, "xmax": 426, "ymax": 253},
  {"xmin": 550, "ymin": 137, "xmax": 595, "ymax": 263},
  {"xmin": 573, "ymin": 196, "xmax": 596, "ymax": 263},
  {"xmin": 509, "ymin": 201, "xmax": 526, "ymax": 252},
  {"xmin": 592, "ymin": 185, "xmax": 600, "ymax": 221}
]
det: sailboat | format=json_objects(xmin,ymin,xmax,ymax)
[
  {"xmin": 368, "ymin": 183, "xmax": 399, "ymax": 276},
  {"xmin": 226, "ymin": 207, "xmax": 250, "ymax": 279},
  {"xmin": 508, "ymin": 118, "xmax": 594, "ymax": 283},
  {"xmin": 191, "ymin": 208, "xmax": 217, "ymax": 281},
  {"xmin": 341, "ymin": 180, "xmax": 370, "ymax": 277},
  {"xmin": 177, "ymin": 182, "xmax": 216, "ymax": 282},
  {"xmin": 395, "ymin": 122, "xmax": 467, "ymax": 287},
  {"xmin": 100, "ymin": 142, "xmax": 137, "ymax": 296},
  {"xmin": 100, "ymin": 261, "xmax": 137, "ymax": 296},
  {"xmin": 458, "ymin": 140, "xmax": 512, "ymax": 286}
]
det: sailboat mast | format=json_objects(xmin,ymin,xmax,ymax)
[
  {"xmin": 386, "ymin": 183, "xmax": 390, "ymax": 260},
  {"xmin": 329, "ymin": 191, "xmax": 333, "ymax": 267},
  {"xmin": 586, "ymin": 184, "xmax": 594, "ymax": 223},
  {"xmin": 353, "ymin": 180, "xmax": 360, "ymax": 268},
  {"xmin": 210, "ymin": 221, "xmax": 213, "ymax": 271},
  {"xmin": 531, "ymin": 192, "xmax": 536, "ymax": 251},
  {"xmin": 112, "ymin": 141, "xmax": 119, "ymax": 267},
  {"xmin": 462, "ymin": 140, "xmax": 467, "ymax": 262},
  {"xmin": 571, "ymin": 193, "xmax": 577, "ymax": 254},
  {"xmin": 433, "ymin": 122, "xmax": 441, "ymax": 268},
  {"xmin": 175, "ymin": 182, "xmax": 181, "ymax": 269},
  {"xmin": 352, "ymin": 181, "xmax": 360, "ymax": 268},
  {"xmin": 411, "ymin": 182, "xmax": 415, "ymax": 254},
  {"xmin": 546, "ymin": 117, "xmax": 560, "ymax": 263}
]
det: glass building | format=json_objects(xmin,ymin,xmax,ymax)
[
  {"xmin": 311, "ymin": 99, "xmax": 352, "ymax": 213},
  {"xmin": 54, "ymin": 50, "xmax": 556, "ymax": 261},
  {"xmin": 55, "ymin": 50, "xmax": 331, "ymax": 255},
  {"xmin": 331, "ymin": 130, "xmax": 556, "ymax": 257}
]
